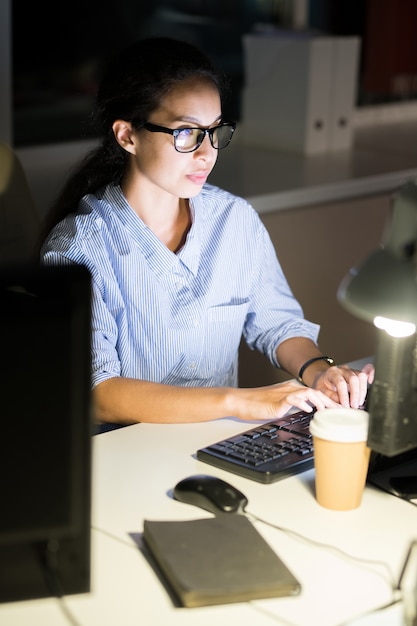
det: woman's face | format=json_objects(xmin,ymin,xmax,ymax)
[{"xmin": 130, "ymin": 77, "xmax": 222, "ymax": 199}]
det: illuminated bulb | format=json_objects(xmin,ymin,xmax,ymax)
[{"xmin": 374, "ymin": 316, "xmax": 416, "ymax": 338}]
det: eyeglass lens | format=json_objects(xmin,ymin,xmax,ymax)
[{"xmin": 175, "ymin": 125, "xmax": 234, "ymax": 151}]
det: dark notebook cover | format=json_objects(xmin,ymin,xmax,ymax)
[{"xmin": 143, "ymin": 514, "xmax": 301, "ymax": 608}]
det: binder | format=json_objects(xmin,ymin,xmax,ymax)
[
  {"xmin": 241, "ymin": 33, "xmax": 361, "ymax": 155},
  {"xmin": 328, "ymin": 37, "xmax": 361, "ymax": 151},
  {"xmin": 241, "ymin": 33, "xmax": 334, "ymax": 155}
]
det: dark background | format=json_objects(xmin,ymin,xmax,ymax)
[{"xmin": 12, "ymin": 0, "xmax": 417, "ymax": 146}]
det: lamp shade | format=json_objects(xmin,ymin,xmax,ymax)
[
  {"xmin": 338, "ymin": 179, "xmax": 417, "ymax": 325},
  {"xmin": 337, "ymin": 247, "xmax": 417, "ymax": 325}
]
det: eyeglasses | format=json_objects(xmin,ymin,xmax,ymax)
[{"xmin": 142, "ymin": 121, "xmax": 236, "ymax": 153}]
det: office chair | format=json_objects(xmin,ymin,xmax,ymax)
[{"xmin": 0, "ymin": 141, "xmax": 40, "ymax": 264}]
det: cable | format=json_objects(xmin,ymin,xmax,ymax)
[
  {"xmin": 333, "ymin": 596, "xmax": 404, "ymax": 626},
  {"xmin": 243, "ymin": 508, "xmax": 417, "ymax": 625},
  {"xmin": 244, "ymin": 508, "xmax": 398, "ymax": 589},
  {"xmin": 36, "ymin": 539, "xmax": 85, "ymax": 626}
]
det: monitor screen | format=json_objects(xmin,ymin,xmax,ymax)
[{"xmin": 0, "ymin": 263, "xmax": 92, "ymax": 603}]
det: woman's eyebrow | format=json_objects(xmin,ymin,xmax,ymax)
[{"xmin": 174, "ymin": 115, "xmax": 223, "ymax": 126}]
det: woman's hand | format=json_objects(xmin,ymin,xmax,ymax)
[
  {"xmin": 232, "ymin": 379, "xmax": 341, "ymax": 422},
  {"xmin": 312, "ymin": 362, "xmax": 374, "ymax": 409}
]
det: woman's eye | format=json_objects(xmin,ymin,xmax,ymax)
[{"xmin": 177, "ymin": 128, "xmax": 193, "ymax": 138}]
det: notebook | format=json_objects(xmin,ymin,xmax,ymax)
[{"xmin": 143, "ymin": 514, "xmax": 301, "ymax": 608}]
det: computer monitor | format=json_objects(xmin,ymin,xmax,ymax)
[{"xmin": 0, "ymin": 263, "xmax": 92, "ymax": 603}]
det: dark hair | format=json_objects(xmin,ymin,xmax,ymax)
[{"xmin": 39, "ymin": 37, "xmax": 228, "ymax": 245}]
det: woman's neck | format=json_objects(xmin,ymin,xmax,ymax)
[{"xmin": 122, "ymin": 180, "xmax": 191, "ymax": 252}]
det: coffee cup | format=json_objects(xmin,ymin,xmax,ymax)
[{"xmin": 309, "ymin": 408, "xmax": 371, "ymax": 511}]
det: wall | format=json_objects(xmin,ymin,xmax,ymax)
[{"xmin": 238, "ymin": 192, "xmax": 391, "ymax": 386}]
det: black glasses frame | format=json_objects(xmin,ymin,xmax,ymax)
[{"xmin": 142, "ymin": 121, "xmax": 236, "ymax": 153}]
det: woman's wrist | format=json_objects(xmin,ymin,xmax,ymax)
[{"xmin": 298, "ymin": 356, "xmax": 334, "ymax": 387}]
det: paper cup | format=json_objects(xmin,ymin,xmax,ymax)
[{"xmin": 309, "ymin": 408, "xmax": 371, "ymax": 511}]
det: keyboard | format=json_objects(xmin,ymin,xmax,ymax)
[{"xmin": 197, "ymin": 410, "xmax": 316, "ymax": 484}]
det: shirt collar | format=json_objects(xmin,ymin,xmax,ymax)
[{"xmin": 102, "ymin": 183, "xmax": 202, "ymax": 276}]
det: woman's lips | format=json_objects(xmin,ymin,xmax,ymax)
[{"xmin": 187, "ymin": 171, "xmax": 209, "ymax": 185}]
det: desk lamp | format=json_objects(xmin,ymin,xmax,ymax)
[{"xmin": 337, "ymin": 180, "xmax": 417, "ymax": 457}]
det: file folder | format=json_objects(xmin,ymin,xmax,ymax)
[
  {"xmin": 241, "ymin": 33, "xmax": 334, "ymax": 155},
  {"xmin": 328, "ymin": 36, "xmax": 361, "ymax": 151},
  {"xmin": 241, "ymin": 33, "xmax": 361, "ymax": 155}
]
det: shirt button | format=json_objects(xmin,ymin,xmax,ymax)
[
  {"xmin": 189, "ymin": 362, "xmax": 197, "ymax": 369},
  {"xmin": 192, "ymin": 318, "xmax": 199, "ymax": 327}
]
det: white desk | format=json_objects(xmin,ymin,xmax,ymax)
[{"xmin": 1, "ymin": 410, "xmax": 416, "ymax": 626}]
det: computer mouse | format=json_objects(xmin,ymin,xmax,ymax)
[{"xmin": 173, "ymin": 474, "xmax": 248, "ymax": 515}]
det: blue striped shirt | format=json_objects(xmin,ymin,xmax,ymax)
[{"xmin": 41, "ymin": 183, "xmax": 319, "ymax": 389}]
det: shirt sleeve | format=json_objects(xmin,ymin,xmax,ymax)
[
  {"xmin": 42, "ymin": 241, "xmax": 123, "ymax": 388},
  {"xmin": 242, "ymin": 218, "xmax": 320, "ymax": 368}
]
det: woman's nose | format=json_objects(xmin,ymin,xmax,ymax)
[{"xmin": 195, "ymin": 133, "xmax": 216, "ymax": 158}]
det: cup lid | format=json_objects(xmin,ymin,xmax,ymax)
[{"xmin": 309, "ymin": 408, "xmax": 369, "ymax": 443}]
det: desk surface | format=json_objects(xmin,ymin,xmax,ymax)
[{"xmin": 1, "ymin": 396, "xmax": 416, "ymax": 626}]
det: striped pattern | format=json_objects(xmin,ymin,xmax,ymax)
[{"xmin": 41, "ymin": 183, "xmax": 319, "ymax": 388}]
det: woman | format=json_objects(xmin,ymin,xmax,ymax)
[{"xmin": 40, "ymin": 37, "xmax": 373, "ymax": 427}]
